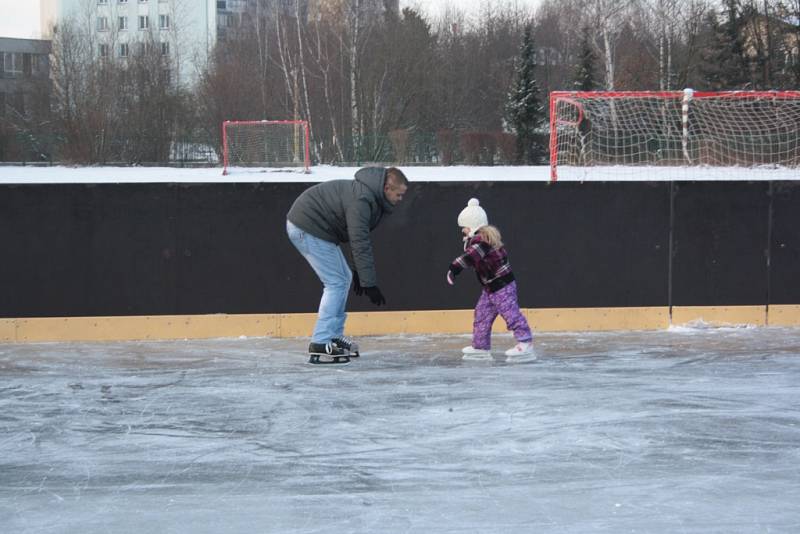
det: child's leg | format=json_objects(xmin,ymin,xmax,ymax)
[
  {"xmin": 472, "ymin": 289, "xmax": 498, "ymax": 350},
  {"xmin": 491, "ymin": 282, "xmax": 533, "ymax": 343}
]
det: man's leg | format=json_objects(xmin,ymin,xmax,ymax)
[
  {"xmin": 472, "ymin": 289, "xmax": 498, "ymax": 350},
  {"xmin": 490, "ymin": 282, "xmax": 533, "ymax": 342},
  {"xmin": 286, "ymin": 221, "xmax": 352, "ymax": 343}
]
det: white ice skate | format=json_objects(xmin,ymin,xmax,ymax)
[
  {"xmin": 504, "ymin": 342, "xmax": 536, "ymax": 361},
  {"xmin": 462, "ymin": 346, "xmax": 492, "ymax": 360}
]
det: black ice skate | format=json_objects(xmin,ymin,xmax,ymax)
[
  {"xmin": 331, "ymin": 336, "xmax": 360, "ymax": 357},
  {"xmin": 308, "ymin": 342, "xmax": 350, "ymax": 365}
]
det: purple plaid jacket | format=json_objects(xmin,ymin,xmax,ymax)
[{"xmin": 449, "ymin": 234, "xmax": 515, "ymax": 292}]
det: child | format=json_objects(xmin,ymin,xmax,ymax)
[{"xmin": 447, "ymin": 198, "xmax": 534, "ymax": 358}]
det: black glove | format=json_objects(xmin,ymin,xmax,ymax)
[
  {"xmin": 352, "ymin": 270, "xmax": 364, "ymax": 296},
  {"xmin": 363, "ymin": 286, "xmax": 386, "ymax": 306}
]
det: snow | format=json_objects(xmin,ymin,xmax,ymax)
[
  {"xmin": 1, "ymin": 329, "xmax": 800, "ymax": 532},
  {"xmin": 0, "ymin": 163, "xmax": 797, "ymax": 184}
]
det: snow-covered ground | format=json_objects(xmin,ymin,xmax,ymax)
[
  {"xmin": 2, "ymin": 328, "xmax": 799, "ymax": 533},
  {"xmin": 0, "ymin": 164, "xmax": 797, "ymax": 183}
]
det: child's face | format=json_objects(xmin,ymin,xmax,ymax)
[{"xmin": 461, "ymin": 227, "xmax": 470, "ymax": 237}]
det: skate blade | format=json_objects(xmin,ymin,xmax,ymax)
[
  {"xmin": 462, "ymin": 352, "xmax": 492, "ymax": 361},
  {"xmin": 308, "ymin": 354, "xmax": 351, "ymax": 365},
  {"xmin": 506, "ymin": 353, "xmax": 537, "ymax": 363}
]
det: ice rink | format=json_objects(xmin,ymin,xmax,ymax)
[{"xmin": 2, "ymin": 327, "xmax": 800, "ymax": 533}]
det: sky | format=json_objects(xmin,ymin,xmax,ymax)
[
  {"xmin": 0, "ymin": 0, "xmax": 40, "ymax": 39},
  {"xmin": 401, "ymin": 0, "xmax": 542, "ymax": 20},
  {"xmin": 0, "ymin": 1, "xmax": 543, "ymax": 40}
]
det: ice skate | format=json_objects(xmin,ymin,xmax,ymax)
[
  {"xmin": 331, "ymin": 336, "xmax": 359, "ymax": 357},
  {"xmin": 462, "ymin": 345, "xmax": 492, "ymax": 360},
  {"xmin": 308, "ymin": 342, "xmax": 350, "ymax": 365},
  {"xmin": 504, "ymin": 342, "xmax": 536, "ymax": 361}
]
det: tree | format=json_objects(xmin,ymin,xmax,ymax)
[
  {"xmin": 786, "ymin": 0, "xmax": 800, "ymax": 88},
  {"xmin": 573, "ymin": 27, "xmax": 599, "ymax": 90},
  {"xmin": 505, "ymin": 24, "xmax": 546, "ymax": 164},
  {"xmin": 699, "ymin": 4, "xmax": 751, "ymax": 89},
  {"xmin": 582, "ymin": 0, "xmax": 636, "ymax": 90}
]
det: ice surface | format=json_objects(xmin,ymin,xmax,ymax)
[{"xmin": 1, "ymin": 329, "xmax": 800, "ymax": 533}]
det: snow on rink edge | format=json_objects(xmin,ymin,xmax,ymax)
[{"xmin": 1, "ymin": 164, "xmax": 798, "ymax": 183}]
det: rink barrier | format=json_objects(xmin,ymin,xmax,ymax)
[
  {"xmin": 2, "ymin": 180, "xmax": 800, "ymax": 342},
  {"xmin": 2, "ymin": 306, "xmax": 799, "ymax": 343}
]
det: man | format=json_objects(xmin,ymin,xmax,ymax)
[{"xmin": 286, "ymin": 166, "xmax": 409, "ymax": 363}]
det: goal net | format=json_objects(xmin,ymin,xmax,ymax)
[
  {"xmin": 549, "ymin": 90, "xmax": 800, "ymax": 181},
  {"xmin": 222, "ymin": 120, "xmax": 310, "ymax": 175}
]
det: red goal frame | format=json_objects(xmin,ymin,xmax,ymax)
[{"xmin": 222, "ymin": 119, "xmax": 311, "ymax": 175}]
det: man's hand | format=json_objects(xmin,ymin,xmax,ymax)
[
  {"xmin": 352, "ymin": 270, "xmax": 364, "ymax": 296},
  {"xmin": 363, "ymin": 286, "xmax": 386, "ymax": 306}
]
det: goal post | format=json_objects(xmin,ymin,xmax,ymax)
[
  {"xmin": 222, "ymin": 120, "xmax": 310, "ymax": 175},
  {"xmin": 549, "ymin": 90, "xmax": 800, "ymax": 182}
]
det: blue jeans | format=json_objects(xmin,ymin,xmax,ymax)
[{"xmin": 286, "ymin": 220, "xmax": 352, "ymax": 343}]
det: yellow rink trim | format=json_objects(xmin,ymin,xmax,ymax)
[
  {"xmin": 1, "ymin": 306, "xmax": 798, "ymax": 343},
  {"xmin": 671, "ymin": 305, "xmax": 768, "ymax": 327}
]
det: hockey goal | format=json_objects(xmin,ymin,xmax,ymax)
[
  {"xmin": 549, "ymin": 90, "xmax": 800, "ymax": 182},
  {"xmin": 222, "ymin": 120, "xmax": 310, "ymax": 175}
]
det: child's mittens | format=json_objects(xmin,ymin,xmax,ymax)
[{"xmin": 446, "ymin": 268, "xmax": 456, "ymax": 286}]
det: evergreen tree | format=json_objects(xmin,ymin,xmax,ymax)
[
  {"xmin": 573, "ymin": 28, "xmax": 598, "ymax": 91},
  {"xmin": 505, "ymin": 24, "xmax": 546, "ymax": 165},
  {"xmin": 700, "ymin": 4, "xmax": 750, "ymax": 90}
]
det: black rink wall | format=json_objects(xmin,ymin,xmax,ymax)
[{"xmin": 1, "ymin": 181, "xmax": 799, "ymax": 318}]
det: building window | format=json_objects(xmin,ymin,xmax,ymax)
[
  {"xmin": 118, "ymin": 0, "xmax": 127, "ymax": 3},
  {"xmin": 99, "ymin": 44, "xmax": 109, "ymax": 58},
  {"xmin": 119, "ymin": 43, "xmax": 129, "ymax": 57},
  {"xmin": 162, "ymin": 68, "xmax": 171, "ymax": 83},
  {"xmin": 139, "ymin": 15, "xmax": 149, "ymax": 29},
  {"xmin": 217, "ymin": 1, "xmax": 226, "ymax": 8},
  {"xmin": 119, "ymin": 16, "xmax": 128, "ymax": 30},
  {"xmin": 98, "ymin": 0, "xmax": 108, "ymax": 4},
  {"xmin": 97, "ymin": 16, "xmax": 109, "ymax": 31},
  {"xmin": 161, "ymin": 42, "xmax": 170, "ymax": 55},
  {"xmin": 30, "ymin": 55, "xmax": 45, "ymax": 77},
  {"xmin": 159, "ymin": 14, "xmax": 170, "ymax": 29},
  {"xmin": 2, "ymin": 52, "xmax": 23, "ymax": 77}
]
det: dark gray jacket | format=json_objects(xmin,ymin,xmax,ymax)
[{"xmin": 286, "ymin": 167, "xmax": 393, "ymax": 287}]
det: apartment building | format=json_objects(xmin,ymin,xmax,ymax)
[
  {"xmin": 38, "ymin": 0, "xmax": 399, "ymax": 86},
  {"xmin": 0, "ymin": 37, "xmax": 51, "ymax": 160},
  {"xmin": 40, "ymin": 0, "xmax": 220, "ymax": 86}
]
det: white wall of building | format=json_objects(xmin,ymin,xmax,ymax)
[{"xmin": 40, "ymin": 0, "xmax": 218, "ymax": 86}]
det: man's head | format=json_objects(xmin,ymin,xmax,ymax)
[{"xmin": 383, "ymin": 167, "xmax": 408, "ymax": 206}]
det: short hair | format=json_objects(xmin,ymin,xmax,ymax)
[{"xmin": 385, "ymin": 167, "xmax": 409, "ymax": 188}]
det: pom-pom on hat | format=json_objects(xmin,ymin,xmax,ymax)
[{"xmin": 458, "ymin": 198, "xmax": 488, "ymax": 235}]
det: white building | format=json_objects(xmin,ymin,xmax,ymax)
[
  {"xmin": 40, "ymin": 0, "xmax": 227, "ymax": 86},
  {"xmin": 38, "ymin": 0, "xmax": 399, "ymax": 86}
]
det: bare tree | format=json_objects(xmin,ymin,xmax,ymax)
[{"xmin": 583, "ymin": 0, "xmax": 637, "ymax": 90}]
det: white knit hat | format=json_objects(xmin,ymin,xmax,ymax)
[{"xmin": 457, "ymin": 198, "xmax": 488, "ymax": 235}]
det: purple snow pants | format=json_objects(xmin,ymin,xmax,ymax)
[{"xmin": 472, "ymin": 281, "xmax": 533, "ymax": 350}]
